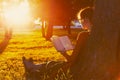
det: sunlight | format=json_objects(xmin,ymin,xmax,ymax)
[
  {"xmin": 34, "ymin": 18, "xmax": 42, "ymax": 26},
  {"xmin": 2, "ymin": 0, "xmax": 31, "ymax": 29}
]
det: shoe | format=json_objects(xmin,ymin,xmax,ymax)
[
  {"xmin": 28, "ymin": 57, "xmax": 33, "ymax": 63},
  {"xmin": 22, "ymin": 56, "xmax": 34, "ymax": 71}
]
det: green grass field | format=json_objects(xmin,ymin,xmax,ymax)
[{"xmin": 0, "ymin": 28, "xmax": 81, "ymax": 80}]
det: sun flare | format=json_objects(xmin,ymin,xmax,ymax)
[{"xmin": 2, "ymin": 0, "xmax": 32, "ymax": 29}]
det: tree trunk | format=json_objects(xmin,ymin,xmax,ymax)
[
  {"xmin": 66, "ymin": 20, "xmax": 71, "ymax": 35},
  {"xmin": 45, "ymin": 21, "xmax": 53, "ymax": 40},
  {"xmin": 41, "ymin": 20, "xmax": 46, "ymax": 37},
  {"xmin": 72, "ymin": 0, "xmax": 120, "ymax": 80}
]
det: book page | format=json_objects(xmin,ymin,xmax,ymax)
[
  {"xmin": 59, "ymin": 36, "xmax": 74, "ymax": 51},
  {"xmin": 51, "ymin": 36, "xmax": 65, "ymax": 52}
]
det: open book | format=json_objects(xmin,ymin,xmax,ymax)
[{"xmin": 51, "ymin": 36, "xmax": 74, "ymax": 52}]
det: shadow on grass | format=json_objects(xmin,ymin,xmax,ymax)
[{"xmin": 0, "ymin": 36, "xmax": 11, "ymax": 54}]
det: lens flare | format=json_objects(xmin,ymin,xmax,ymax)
[{"xmin": 2, "ymin": 0, "xmax": 31, "ymax": 29}]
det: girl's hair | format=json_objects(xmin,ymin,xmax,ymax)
[{"xmin": 78, "ymin": 7, "xmax": 94, "ymax": 23}]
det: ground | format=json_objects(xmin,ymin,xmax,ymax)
[{"xmin": 0, "ymin": 28, "xmax": 81, "ymax": 80}]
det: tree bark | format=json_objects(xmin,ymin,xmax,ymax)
[
  {"xmin": 72, "ymin": 0, "xmax": 120, "ymax": 80},
  {"xmin": 45, "ymin": 20, "xmax": 53, "ymax": 40},
  {"xmin": 41, "ymin": 20, "xmax": 46, "ymax": 37}
]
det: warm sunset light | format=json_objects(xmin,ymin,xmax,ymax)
[
  {"xmin": 2, "ymin": 0, "xmax": 31, "ymax": 29},
  {"xmin": 34, "ymin": 18, "xmax": 42, "ymax": 26}
]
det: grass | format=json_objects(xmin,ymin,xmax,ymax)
[{"xmin": 0, "ymin": 28, "xmax": 81, "ymax": 80}]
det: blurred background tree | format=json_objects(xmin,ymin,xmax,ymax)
[{"xmin": 29, "ymin": 0, "xmax": 95, "ymax": 39}]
